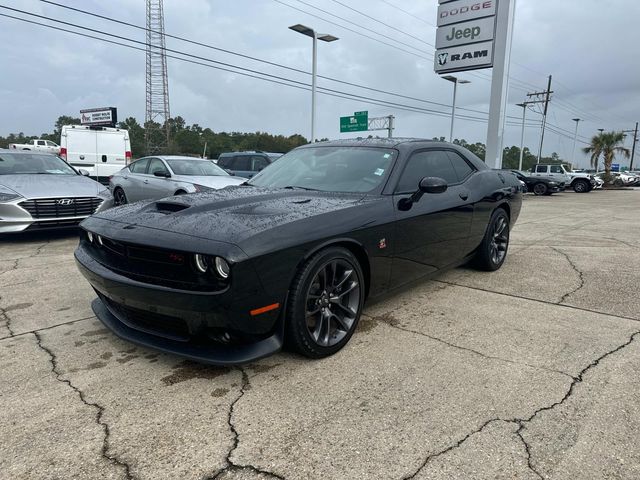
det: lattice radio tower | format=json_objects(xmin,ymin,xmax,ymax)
[{"xmin": 145, "ymin": 0, "xmax": 171, "ymax": 155}]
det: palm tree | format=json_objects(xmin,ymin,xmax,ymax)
[{"xmin": 583, "ymin": 131, "xmax": 630, "ymax": 176}]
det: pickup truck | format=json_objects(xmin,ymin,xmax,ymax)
[
  {"xmin": 8, "ymin": 139, "xmax": 61, "ymax": 154},
  {"xmin": 530, "ymin": 164, "xmax": 596, "ymax": 193}
]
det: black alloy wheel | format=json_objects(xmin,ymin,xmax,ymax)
[
  {"xmin": 533, "ymin": 183, "xmax": 548, "ymax": 196},
  {"xmin": 113, "ymin": 188, "xmax": 128, "ymax": 206},
  {"xmin": 573, "ymin": 179, "xmax": 589, "ymax": 193},
  {"xmin": 474, "ymin": 209, "xmax": 510, "ymax": 271},
  {"xmin": 286, "ymin": 247, "xmax": 364, "ymax": 358}
]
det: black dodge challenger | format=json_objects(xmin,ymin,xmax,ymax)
[{"xmin": 75, "ymin": 138, "xmax": 522, "ymax": 365}]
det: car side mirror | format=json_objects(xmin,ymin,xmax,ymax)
[
  {"xmin": 78, "ymin": 169, "xmax": 90, "ymax": 176},
  {"xmin": 154, "ymin": 171, "xmax": 171, "ymax": 178},
  {"xmin": 399, "ymin": 177, "xmax": 448, "ymax": 211}
]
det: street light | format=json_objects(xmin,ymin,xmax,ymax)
[
  {"xmin": 571, "ymin": 118, "xmax": 581, "ymax": 168},
  {"xmin": 442, "ymin": 75, "xmax": 470, "ymax": 143},
  {"xmin": 289, "ymin": 24, "xmax": 338, "ymax": 143},
  {"xmin": 516, "ymin": 103, "xmax": 529, "ymax": 171}
]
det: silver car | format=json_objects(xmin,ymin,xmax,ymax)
[
  {"xmin": 0, "ymin": 150, "xmax": 114, "ymax": 233},
  {"xmin": 110, "ymin": 156, "xmax": 245, "ymax": 205}
]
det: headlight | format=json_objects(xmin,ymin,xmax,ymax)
[
  {"xmin": 0, "ymin": 185, "xmax": 21, "ymax": 202},
  {"xmin": 193, "ymin": 184, "xmax": 215, "ymax": 193},
  {"xmin": 215, "ymin": 257, "xmax": 230, "ymax": 278},
  {"xmin": 97, "ymin": 188, "xmax": 112, "ymax": 199},
  {"xmin": 548, "ymin": 182, "xmax": 557, "ymax": 186},
  {"xmin": 194, "ymin": 254, "xmax": 208, "ymax": 273},
  {"xmin": 87, "ymin": 231, "xmax": 94, "ymax": 243}
]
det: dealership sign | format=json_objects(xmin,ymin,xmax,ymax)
[
  {"xmin": 80, "ymin": 107, "xmax": 118, "ymax": 127},
  {"xmin": 437, "ymin": 0, "xmax": 496, "ymax": 27},
  {"xmin": 434, "ymin": 0, "xmax": 497, "ymax": 74}
]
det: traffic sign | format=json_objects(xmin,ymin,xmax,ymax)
[
  {"xmin": 340, "ymin": 111, "xmax": 368, "ymax": 133},
  {"xmin": 612, "ymin": 163, "xmax": 620, "ymax": 172}
]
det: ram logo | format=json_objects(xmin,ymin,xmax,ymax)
[
  {"xmin": 56, "ymin": 198, "xmax": 74, "ymax": 206},
  {"xmin": 437, "ymin": 53, "xmax": 449, "ymax": 66}
]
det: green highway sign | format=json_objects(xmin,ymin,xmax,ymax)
[{"xmin": 340, "ymin": 111, "xmax": 369, "ymax": 133}]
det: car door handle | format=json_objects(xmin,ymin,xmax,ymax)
[
  {"xmin": 144, "ymin": 180, "xmax": 149, "ymax": 184},
  {"xmin": 459, "ymin": 192, "xmax": 469, "ymax": 201}
]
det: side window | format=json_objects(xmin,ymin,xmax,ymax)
[
  {"xmin": 232, "ymin": 156, "xmax": 251, "ymax": 171},
  {"xmin": 45, "ymin": 141, "xmax": 55, "ymax": 146},
  {"xmin": 535, "ymin": 165, "xmax": 547, "ymax": 174},
  {"xmin": 395, "ymin": 150, "xmax": 458, "ymax": 193},
  {"xmin": 217, "ymin": 156, "xmax": 231, "ymax": 169},
  {"xmin": 446, "ymin": 151, "xmax": 475, "ymax": 182},
  {"xmin": 37, "ymin": 140, "xmax": 46, "ymax": 146},
  {"xmin": 550, "ymin": 165, "xmax": 563, "ymax": 174},
  {"xmin": 129, "ymin": 158, "xmax": 149, "ymax": 174},
  {"xmin": 251, "ymin": 156, "xmax": 269, "ymax": 171},
  {"xmin": 148, "ymin": 158, "xmax": 169, "ymax": 176}
]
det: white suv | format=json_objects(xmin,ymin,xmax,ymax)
[{"xmin": 531, "ymin": 164, "xmax": 595, "ymax": 193}]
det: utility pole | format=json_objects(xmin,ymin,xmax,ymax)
[
  {"xmin": 527, "ymin": 75, "xmax": 553, "ymax": 164},
  {"xmin": 145, "ymin": 0, "xmax": 171, "ymax": 155},
  {"xmin": 623, "ymin": 122, "xmax": 638, "ymax": 170},
  {"xmin": 631, "ymin": 122, "xmax": 638, "ymax": 170}
]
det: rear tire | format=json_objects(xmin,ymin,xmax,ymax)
[
  {"xmin": 533, "ymin": 183, "xmax": 548, "ymax": 196},
  {"xmin": 474, "ymin": 209, "xmax": 510, "ymax": 272},
  {"xmin": 285, "ymin": 247, "xmax": 364, "ymax": 359},
  {"xmin": 113, "ymin": 187, "xmax": 128, "ymax": 206}
]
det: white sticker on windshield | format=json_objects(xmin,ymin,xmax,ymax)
[
  {"xmin": 374, "ymin": 168, "xmax": 385, "ymax": 176},
  {"xmin": 383, "ymin": 154, "xmax": 391, "ymax": 158}
]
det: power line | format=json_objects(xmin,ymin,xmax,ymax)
[
  {"xmin": 0, "ymin": 10, "xmax": 496, "ymax": 125},
  {"xmin": 378, "ymin": 0, "xmax": 436, "ymax": 27}
]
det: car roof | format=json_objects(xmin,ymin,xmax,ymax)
[
  {"xmin": 145, "ymin": 156, "xmax": 211, "ymax": 161},
  {"xmin": 299, "ymin": 137, "xmax": 435, "ymax": 149},
  {"xmin": 0, "ymin": 149, "xmax": 56, "ymax": 156}
]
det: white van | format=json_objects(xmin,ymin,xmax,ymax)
[{"xmin": 60, "ymin": 125, "xmax": 131, "ymax": 184}]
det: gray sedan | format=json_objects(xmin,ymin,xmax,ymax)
[
  {"xmin": 110, "ymin": 156, "xmax": 245, "ymax": 205},
  {"xmin": 0, "ymin": 150, "xmax": 113, "ymax": 233}
]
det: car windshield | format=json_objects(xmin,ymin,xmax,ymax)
[
  {"xmin": 248, "ymin": 146, "xmax": 396, "ymax": 193},
  {"xmin": 0, "ymin": 152, "xmax": 77, "ymax": 175},
  {"xmin": 165, "ymin": 159, "xmax": 229, "ymax": 176}
]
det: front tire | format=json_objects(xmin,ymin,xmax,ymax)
[
  {"xmin": 285, "ymin": 247, "xmax": 364, "ymax": 359},
  {"xmin": 533, "ymin": 183, "xmax": 548, "ymax": 196},
  {"xmin": 573, "ymin": 179, "xmax": 589, "ymax": 193},
  {"xmin": 113, "ymin": 187, "xmax": 128, "ymax": 206},
  {"xmin": 474, "ymin": 209, "xmax": 510, "ymax": 272}
]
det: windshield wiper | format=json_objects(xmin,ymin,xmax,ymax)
[{"xmin": 283, "ymin": 185, "xmax": 319, "ymax": 191}]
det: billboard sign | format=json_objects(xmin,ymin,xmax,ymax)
[
  {"xmin": 436, "ymin": 16, "xmax": 496, "ymax": 49},
  {"xmin": 80, "ymin": 107, "xmax": 118, "ymax": 127},
  {"xmin": 437, "ymin": 0, "xmax": 497, "ymax": 27},
  {"xmin": 434, "ymin": 41, "xmax": 494, "ymax": 74}
]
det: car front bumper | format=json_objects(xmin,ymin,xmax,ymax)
[{"xmin": 74, "ymin": 244, "xmax": 284, "ymax": 365}]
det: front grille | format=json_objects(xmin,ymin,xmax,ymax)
[
  {"xmin": 26, "ymin": 219, "xmax": 82, "ymax": 230},
  {"xmin": 84, "ymin": 236, "xmax": 228, "ymax": 292},
  {"xmin": 20, "ymin": 197, "xmax": 103, "ymax": 219},
  {"xmin": 100, "ymin": 294, "xmax": 190, "ymax": 341}
]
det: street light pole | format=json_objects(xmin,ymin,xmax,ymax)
[
  {"xmin": 442, "ymin": 76, "xmax": 470, "ymax": 143},
  {"xmin": 516, "ymin": 103, "xmax": 528, "ymax": 171},
  {"xmin": 571, "ymin": 118, "xmax": 581, "ymax": 168},
  {"xmin": 289, "ymin": 24, "xmax": 338, "ymax": 144}
]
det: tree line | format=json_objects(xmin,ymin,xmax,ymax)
[
  {"xmin": 1, "ymin": 114, "xmax": 582, "ymax": 170},
  {"xmin": 0, "ymin": 115, "xmax": 309, "ymax": 159}
]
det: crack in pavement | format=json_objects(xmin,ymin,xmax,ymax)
[
  {"xmin": 434, "ymin": 280, "xmax": 640, "ymax": 324},
  {"xmin": 33, "ymin": 331, "xmax": 136, "ymax": 480},
  {"xmin": 403, "ymin": 331, "xmax": 640, "ymax": 480},
  {"xmin": 0, "ymin": 315, "xmax": 96, "ymax": 342},
  {"xmin": 364, "ymin": 313, "xmax": 574, "ymax": 380},
  {"xmin": 209, "ymin": 367, "xmax": 286, "ymax": 480},
  {"xmin": 551, "ymin": 247, "xmax": 586, "ymax": 304},
  {"xmin": 604, "ymin": 237, "xmax": 640, "ymax": 249},
  {"xmin": 0, "ymin": 303, "xmax": 16, "ymax": 337}
]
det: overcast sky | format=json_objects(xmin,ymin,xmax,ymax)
[{"xmin": 1, "ymin": 0, "xmax": 638, "ymax": 167}]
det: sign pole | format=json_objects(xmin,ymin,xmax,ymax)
[{"xmin": 484, "ymin": 0, "xmax": 516, "ymax": 169}]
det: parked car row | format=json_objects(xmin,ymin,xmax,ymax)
[{"xmin": 594, "ymin": 171, "xmax": 640, "ymax": 187}]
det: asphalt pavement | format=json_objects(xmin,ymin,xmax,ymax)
[{"xmin": 1, "ymin": 189, "xmax": 639, "ymax": 480}]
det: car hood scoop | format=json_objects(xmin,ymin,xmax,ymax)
[{"xmin": 93, "ymin": 186, "xmax": 369, "ymax": 245}]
